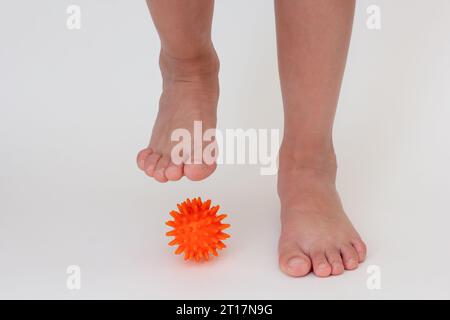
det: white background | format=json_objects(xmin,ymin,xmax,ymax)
[{"xmin": 1, "ymin": 0, "xmax": 450, "ymax": 299}]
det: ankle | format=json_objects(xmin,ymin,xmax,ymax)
[
  {"xmin": 159, "ymin": 46, "xmax": 219, "ymax": 82},
  {"xmin": 279, "ymin": 140, "xmax": 337, "ymax": 177}
]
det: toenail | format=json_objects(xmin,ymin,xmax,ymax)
[{"xmin": 288, "ymin": 257, "xmax": 305, "ymax": 269}]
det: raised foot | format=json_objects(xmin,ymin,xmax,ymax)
[{"xmin": 137, "ymin": 48, "xmax": 220, "ymax": 182}]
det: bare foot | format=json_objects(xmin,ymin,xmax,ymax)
[
  {"xmin": 137, "ymin": 48, "xmax": 219, "ymax": 182},
  {"xmin": 277, "ymin": 144, "xmax": 367, "ymax": 277}
]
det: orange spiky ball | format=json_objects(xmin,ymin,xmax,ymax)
[{"xmin": 166, "ymin": 197, "xmax": 230, "ymax": 262}]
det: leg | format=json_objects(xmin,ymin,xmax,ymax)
[
  {"xmin": 137, "ymin": 0, "xmax": 219, "ymax": 182},
  {"xmin": 275, "ymin": 0, "xmax": 367, "ymax": 277}
]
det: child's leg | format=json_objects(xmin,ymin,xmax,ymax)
[
  {"xmin": 275, "ymin": 0, "xmax": 366, "ymax": 277},
  {"xmin": 137, "ymin": 0, "xmax": 219, "ymax": 182}
]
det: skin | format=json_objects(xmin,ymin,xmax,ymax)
[
  {"xmin": 137, "ymin": 0, "xmax": 219, "ymax": 182},
  {"xmin": 137, "ymin": 0, "xmax": 367, "ymax": 277},
  {"xmin": 275, "ymin": 0, "xmax": 366, "ymax": 277}
]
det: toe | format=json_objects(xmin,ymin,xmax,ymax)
[
  {"xmin": 351, "ymin": 239, "xmax": 367, "ymax": 262},
  {"xmin": 341, "ymin": 244, "xmax": 359, "ymax": 270},
  {"xmin": 137, "ymin": 148, "xmax": 152, "ymax": 170},
  {"xmin": 311, "ymin": 250, "xmax": 332, "ymax": 277},
  {"xmin": 279, "ymin": 241, "xmax": 311, "ymax": 277},
  {"xmin": 153, "ymin": 156, "xmax": 170, "ymax": 183},
  {"xmin": 144, "ymin": 153, "xmax": 161, "ymax": 177},
  {"xmin": 184, "ymin": 163, "xmax": 217, "ymax": 181},
  {"xmin": 326, "ymin": 248, "xmax": 345, "ymax": 275},
  {"xmin": 165, "ymin": 162, "xmax": 183, "ymax": 181}
]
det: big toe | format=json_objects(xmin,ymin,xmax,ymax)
[
  {"xmin": 184, "ymin": 163, "xmax": 216, "ymax": 181},
  {"xmin": 279, "ymin": 241, "xmax": 311, "ymax": 277}
]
